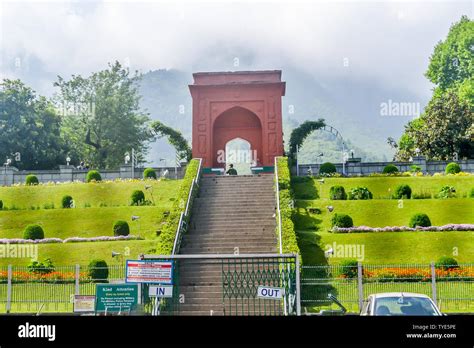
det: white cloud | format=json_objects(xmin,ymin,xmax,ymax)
[{"xmin": 0, "ymin": 0, "xmax": 471, "ymax": 96}]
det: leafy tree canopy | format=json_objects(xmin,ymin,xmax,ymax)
[
  {"xmin": 150, "ymin": 120, "xmax": 192, "ymax": 161},
  {"xmin": 289, "ymin": 119, "xmax": 326, "ymax": 156}
]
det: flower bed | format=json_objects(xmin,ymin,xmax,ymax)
[
  {"xmin": 331, "ymin": 224, "xmax": 474, "ymax": 233},
  {"xmin": 359, "ymin": 267, "xmax": 474, "ymax": 282},
  {"xmin": 0, "ymin": 235, "xmax": 143, "ymax": 244},
  {"xmin": 0, "ymin": 270, "xmax": 90, "ymax": 284}
]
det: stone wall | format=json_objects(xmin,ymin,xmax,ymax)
[
  {"xmin": 294, "ymin": 156, "xmax": 474, "ymax": 176},
  {"xmin": 0, "ymin": 164, "xmax": 186, "ymax": 186}
]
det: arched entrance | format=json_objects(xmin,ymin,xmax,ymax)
[
  {"xmin": 213, "ymin": 106, "xmax": 262, "ymax": 170},
  {"xmin": 224, "ymin": 138, "xmax": 253, "ymax": 175},
  {"xmin": 189, "ymin": 70, "xmax": 285, "ymax": 170}
]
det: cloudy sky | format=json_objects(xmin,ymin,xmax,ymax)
[{"xmin": 1, "ymin": 0, "xmax": 471, "ymax": 98}]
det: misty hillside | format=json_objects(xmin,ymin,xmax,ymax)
[{"xmin": 139, "ymin": 68, "xmax": 428, "ymax": 165}]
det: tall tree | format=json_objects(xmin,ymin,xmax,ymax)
[
  {"xmin": 396, "ymin": 16, "xmax": 474, "ymax": 160},
  {"xmin": 54, "ymin": 62, "xmax": 152, "ymax": 168},
  {"xmin": 0, "ymin": 79, "xmax": 67, "ymax": 169}
]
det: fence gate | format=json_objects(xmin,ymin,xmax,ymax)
[{"xmin": 142, "ymin": 254, "xmax": 300, "ymax": 316}]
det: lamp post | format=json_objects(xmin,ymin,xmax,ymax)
[
  {"xmin": 145, "ymin": 185, "xmax": 155, "ymax": 205},
  {"xmin": 66, "ymin": 156, "xmax": 71, "ymax": 166},
  {"xmin": 3, "ymin": 158, "xmax": 11, "ymax": 186},
  {"xmin": 131, "ymin": 215, "xmax": 140, "ymax": 235}
]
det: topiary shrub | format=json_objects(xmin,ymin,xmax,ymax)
[
  {"xmin": 331, "ymin": 213, "xmax": 354, "ymax": 228},
  {"xmin": 143, "ymin": 168, "xmax": 157, "ymax": 179},
  {"xmin": 23, "ymin": 224, "xmax": 45, "ymax": 240},
  {"xmin": 88, "ymin": 259, "xmax": 109, "ymax": 282},
  {"xmin": 383, "ymin": 164, "xmax": 399, "ymax": 174},
  {"xmin": 113, "ymin": 220, "xmax": 130, "ymax": 236},
  {"xmin": 437, "ymin": 185, "xmax": 456, "ymax": 199},
  {"xmin": 339, "ymin": 259, "xmax": 358, "ymax": 278},
  {"xmin": 409, "ymin": 213, "xmax": 431, "ymax": 228},
  {"xmin": 329, "ymin": 185, "xmax": 347, "ymax": 200},
  {"xmin": 25, "ymin": 174, "xmax": 39, "ymax": 186},
  {"xmin": 86, "ymin": 170, "xmax": 102, "ymax": 182},
  {"xmin": 0, "ymin": 200, "xmax": 3, "ymax": 210},
  {"xmin": 348, "ymin": 187, "xmax": 373, "ymax": 200},
  {"xmin": 393, "ymin": 184, "xmax": 412, "ymax": 199},
  {"xmin": 130, "ymin": 190, "xmax": 145, "ymax": 206},
  {"xmin": 435, "ymin": 256, "xmax": 459, "ymax": 270},
  {"xmin": 470, "ymin": 188, "xmax": 474, "ymax": 198},
  {"xmin": 61, "ymin": 195, "xmax": 74, "ymax": 208},
  {"xmin": 445, "ymin": 162, "xmax": 461, "ymax": 174},
  {"xmin": 319, "ymin": 162, "xmax": 336, "ymax": 175}
]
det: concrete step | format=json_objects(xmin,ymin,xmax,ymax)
[
  {"xmin": 180, "ymin": 246, "xmax": 278, "ymax": 254},
  {"xmin": 181, "ymin": 242, "xmax": 277, "ymax": 250},
  {"xmin": 183, "ymin": 235, "xmax": 277, "ymax": 242},
  {"xmin": 186, "ymin": 228, "xmax": 276, "ymax": 235}
]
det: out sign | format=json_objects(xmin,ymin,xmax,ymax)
[{"xmin": 257, "ymin": 286, "xmax": 284, "ymax": 300}]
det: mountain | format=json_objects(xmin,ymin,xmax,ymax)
[{"xmin": 139, "ymin": 67, "xmax": 428, "ymax": 165}]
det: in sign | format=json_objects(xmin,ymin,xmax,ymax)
[
  {"xmin": 257, "ymin": 286, "xmax": 285, "ymax": 300},
  {"xmin": 149, "ymin": 285, "xmax": 173, "ymax": 298}
]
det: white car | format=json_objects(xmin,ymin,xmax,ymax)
[{"xmin": 360, "ymin": 292, "xmax": 442, "ymax": 316}]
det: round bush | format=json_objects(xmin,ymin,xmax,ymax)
[
  {"xmin": 25, "ymin": 174, "xmax": 39, "ymax": 186},
  {"xmin": 445, "ymin": 162, "xmax": 461, "ymax": 174},
  {"xmin": 23, "ymin": 224, "xmax": 45, "ymax": 240},
  {"xmin": 435, "ymin": 256, "xmax": 459, "ymax": 270},
  {"xmin": 331, "ymin": 213, "xmax": 354, "ymax": 228},
  {"xmin": 470, "ymin": 188, "xmax": 474, "ymax": 198},
  {"xmin": 0, "ymin": 200, "xmax": 3, "ymax": 210},
  {"xmin": 339, "ymin": 259, "xmax": 358, "ymax": 278},
  {"xmin": 319, "ymin": 162, "xmax": 336, "ymax": 175},
  {"xmin": 393, "ymin": 184, "xmax": 412, "ymax": 199},
  {"xmin": 86, "ymin": 170, "xmax": 102, "ymax": 182},
  {"xmin": 130, "ymin": 190, "xmax": 145, "ymax": 206},
  {"xmin": 348, "ymin": 187, "xmax": 373, "ymax": 200},
  {"xmin": 88, "ymin": 259, "xmax": 109, "ymax": 282},
  {"xmin": 143, "ymin": 168, "xmax": 157, "ymax": 179},
  {"xmin": 329, "ymin": 185, "xmax": 347, "ymax": 200},
  {"xmin": 437, "ymin": 185, "xmax": 456, "ymax": 199},
  {"xmin": 61, "ymin": 195, "xmax": 74, "ymax": 208},
  {"xmin": 113, "ymin": 220, "xmax": 130, "ymax": 236},
  {"xmin": 409, "ymin": 213, "xmax": 431, "ymax": 228},
  {"xmin": 383, "ymin": 164, "xmax": 399, "ymax": 174}
]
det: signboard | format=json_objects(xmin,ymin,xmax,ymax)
[
  {"xmin": 126, "ymin": 260, "xmax": 174, "ymax": 284},
  {"xmin": 148, "ymin": 285, "xmax": 173, "ymax": 298},
  {"xmin": 257, "ymin": 286, "xmax": 285, "ymax": 300},
  {"xmin": 95, "ymin": 284, "xmax": 138, "ymax": 313},
  {"xmin": 74, "ymin": 295, "xmax": 95, "ymax": 313}
]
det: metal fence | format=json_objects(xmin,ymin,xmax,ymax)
[
  {"xmin": 301, "ymin": 262, "xmax": 474, "ymax": 314},
  {"xmin": 1, "ymin": 262, "xmax": 473, "ymax": 315},
  {"xmin": 0, "ymin": 265, "xmax": 125, "ymax": 314}
]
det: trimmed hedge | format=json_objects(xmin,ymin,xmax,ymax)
[
  {"xmin": 393, "ymin": 184, "xmax": 412, "ymax": 199},
  {"xmin": 409, "ymin": 213, "xmax": 431, "ymax": 228},
  {"xmin": 86, "ymin": 170, "xmax": 102, "ymax": 182},
  {"xmin": 61, "ymin": 195, "xmax": 74, "ymax": 208},
  {"xmin": 25, "ymin": 174, "xmax": 39, "ymax": 186},
  {"xmin": 331, "ymin": 213, "xmax": 354, "ymax": 228},
  {"xmin": 319, "ymin": 162, "xmax": 336, "ymax": 175},
  {"xmin": 0, "ymin": 200, "xmax": 3, "ymax": 210},
  {"xmin": 435, "ymin": 256, "xmax": 459, "ymax": 270},
  {"xmin": 329, "ymin": 185, "xmax": 347, "ymax": 200},
  {"xmin": 23, "ymin": 224, "xmax": 45, "ymax": 240},
  {"xmin": 348, "ymin": 186, "xmax": 373, "ymax": 200},
  {"xmin": 383, "ymin": 164, "xmax": 399, "ymax": 174},
  {"xmin": 276, "ymin": 157, "xmax": 300, "ymax": 257},
  {"xmin": 470, "ymin": 188, "xmax": 474, "ymax": 198},
  {"xmin": 445, "ymin": 162, "xmax": 461, "ymax": 174},
  {"xmin": 88, "ymin": 259, "xmax": 109, "ymax": 282},
  {"xmin": 156, "ymin": 159, "xmax": 200, "ymax": 254},
  {"xmin": 113, "ymin": 220, "xmax": 130, "ymax": 236},
  {"xmin": 143, "ymin": 168, "xmax": 157, "ymax": 179},
  {"xmin": 130, "ymin": 190, "xmax": 145, "ymax": 206}
]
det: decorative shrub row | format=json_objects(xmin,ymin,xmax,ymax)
[
  {"xmin": 329, "ymin": 186, "xmax": 373, "ymax": 200},
  {"xmin": 156, "ymin": 159, "xmax": 200, "ymax": 254},
  {"xmin": 277, "ymin": 157, "xmax": 301, "ymax": 257},
  {"xmin": 331, "ymin": 223, "xmax": 474, "ymax": 233}
]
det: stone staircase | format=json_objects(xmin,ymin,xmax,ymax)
[{"xmin": 177, "ymin": 175, "xmax": 279, "ymax": 315}]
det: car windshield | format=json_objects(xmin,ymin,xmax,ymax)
[{"xmin": 374, "ymin": 296, "xmax": 439, "ymax": 316}]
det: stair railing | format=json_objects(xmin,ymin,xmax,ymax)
[
  {"xmin": 172, "ymin": 158, "xmax": 203, "ymax": 255},
  {"xmin": 274, "ymin": 156, "xmax": 283, "ymax": 254}
]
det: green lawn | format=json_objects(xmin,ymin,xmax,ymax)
[
  {"xmin": 292, "ymin": 176, "xmax": 474, "ymax": 265},
  {"xmin": 0, "ymin": 179, "xmax": 179, "ymax": 209},
  {"xmin": 0, "ymin": 179, "xmax": 181, "ymax": 266},
  {"xmin": 293, "ymin": 175, "xmax": 474, "ymax": 200}
]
